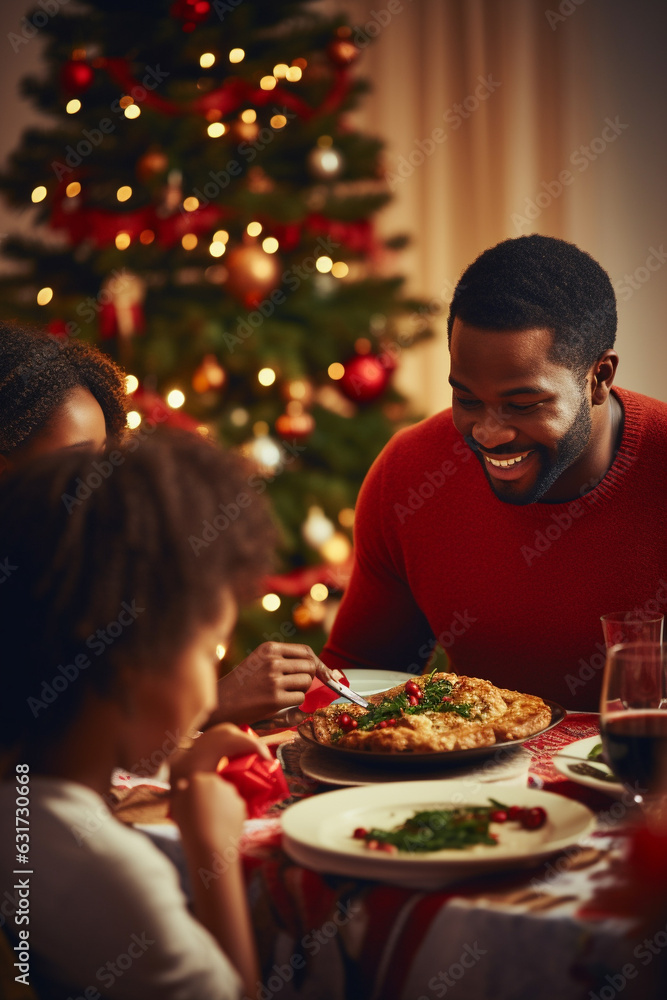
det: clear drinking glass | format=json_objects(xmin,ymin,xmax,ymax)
[
  {"xmin": 599, "ymin": 642, "xmax": 667, "ymax": 817},
  {"xmin": 600, "ymin": 612, "xmax": 664, "ymax": 648}
]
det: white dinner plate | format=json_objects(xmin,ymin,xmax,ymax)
[
  {"xmin": 340, "ymin": 669, "xmax": 416, "ymax": 696},
  {"xmin": 282, "ymin": 780, "xmax": 596, "ymax": 889},
  {"xmin": 552, "ymin": 736, "xmax": 624, "ymax": 798}
]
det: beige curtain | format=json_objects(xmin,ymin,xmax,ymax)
[{"xmin": 338, "ymin": 0, "xmax": 667, "ymax": 413}]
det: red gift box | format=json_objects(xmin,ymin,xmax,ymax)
[{"xmin": 216, "ymin": 733, "xmax": 290, "ymax": 818}]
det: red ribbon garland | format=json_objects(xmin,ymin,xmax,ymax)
[{"xmin": 100, "ymin": 57, "xmax": 350, "ymax": 121}]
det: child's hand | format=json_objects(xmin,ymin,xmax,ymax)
[
  {"xmin": 170, "ymin": 771, "xmax": 247, "ymax": 848},
  {"xmin": 169, "ymin": 723, "xmax": 271, "ymax": 785}
]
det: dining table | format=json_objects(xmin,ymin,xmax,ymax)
[{"xmin": 112, "ymin": 702, "xmax": 667, "ymax": 1000}]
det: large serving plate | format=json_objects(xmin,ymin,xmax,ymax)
[
  {"xmin": 297, "ymin": 699, "xmax": 565, "ymax": 768},
  {"xmin": 282, "ymin": 780, "xmax": 596, "ymax": 889}
]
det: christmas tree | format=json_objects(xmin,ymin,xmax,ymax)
[{"xmin": 0, "ymin": 0, "xmax": 433, "ymax": 664}]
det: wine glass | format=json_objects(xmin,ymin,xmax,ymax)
[
  {"xmin": 599, "ymin": 642, "xmax": 667, "ymax": 820},
  {"xmin": 600, "ymin": 612, "xmax": 664, "ymax": 648}
]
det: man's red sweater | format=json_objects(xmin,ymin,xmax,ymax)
[{"xmin": 322, "ymin": 387, "xmax": 667, "ymax": 710}]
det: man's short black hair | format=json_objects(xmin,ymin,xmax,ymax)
[
  {"xmin": 0, "ymin": 323, "xmax": 127, "ymax": 453},
  {"xmin": 0, "ymin": 430, "xmax": 277, "ymax": 753},
  {"xmin": 447, "ymin": 235, "xmax": 617, "ymax": 375}
]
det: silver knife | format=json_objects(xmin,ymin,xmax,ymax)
[{"xmin": 323, "ymin": 677, "xmax": 369, "ymax": 709}]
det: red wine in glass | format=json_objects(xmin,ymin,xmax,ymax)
[{"xmin": 601, "ymin": 711, "xmax": 667, "ymax": 795}]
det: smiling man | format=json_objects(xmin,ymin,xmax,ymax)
[{"xmin": 321, "ymin": 235, "xmax": 667, "ymax": 709}]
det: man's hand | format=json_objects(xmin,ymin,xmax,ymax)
[{"xmin": 209, "ymin": 642, "xmax": 344, "ymax": 725}]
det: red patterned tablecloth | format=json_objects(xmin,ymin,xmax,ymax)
[{"xmin": 238, "ymin": 714, "xmax": 666, "ymax": 1000}]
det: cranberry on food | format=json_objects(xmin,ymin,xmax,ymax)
[
  {"xmin": 522, "ymin": 807, "xmax": 547, "ymax": 830},
  {"xmin": 377, "ymin": 720, "xmax": 388, "ymax": 729},
  {"xmin": 508, "ymin": 805, "xmax": 523, "ymax": 822},
  {"xmin": 353, "ymin": 827, "xmax": 368, "ymax": 839},
  {"xmin": 387, "ymin": 718, "xmax": 397, "ymax": 726},
  {"xmin": 337, "ymin": 713, "xmax": 358, "ymax": 732},
  {"xmin": 348, "ymin": 718, "xmax": 358, "ymax": 730},
  {"xmin": 408, "ymin": 695, "xmax": 420, "ymax": 707},
  {"xmin": 490, "ymin": 810, "xmax": 508, "ymax": 823},
  {"xmin": 442, "ymin": 695, "xmax": 452, "ymax": 703}
]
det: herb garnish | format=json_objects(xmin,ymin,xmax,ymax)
[
  {"xmin": 365, "ymin": 804, "xmax": 499, "ymax": 852},
  {"xmin": 352, "ymin": 673, "xmax": 472, "ymax": 732}
]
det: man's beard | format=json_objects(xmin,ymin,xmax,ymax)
[{"xmin": 465, "ymin": 392, "xmax": 593, "ymax": 506}]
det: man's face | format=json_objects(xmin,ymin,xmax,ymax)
[{"xmin": 449, "ymin": 320, "xmax": 595, "ymax": 505}]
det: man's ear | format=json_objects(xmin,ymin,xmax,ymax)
[{"xmin": 590, "ymin": 350, "xmax": 619, "ymax": 405}]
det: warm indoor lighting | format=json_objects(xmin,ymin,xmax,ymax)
[
  {"xmin": 331, "ymin": 261, "xmax": 349, "ymax": 278},
  {"xmin": 253, "ymin": 420, "xmax": 269, "ymax": 436},
  {"xmin": 320, "ymin": 532, "xmax": 352, "ymax": 565},
  {"xmin": 66, "ymin": 99, "xmax": 81, "ymax": 114},
  {"xmin": 285, "ymin": 66, "xmax": 302, "ymax": 82},
  {"xmin": 181, "ymin": 233, "xmax": 198, "ymax": 250},
  {"xmin": 241, "ymin": 109, "xmax": 257, "ymax": 123},
  {"xmin": 213, "ymin": 229, "xmax": 229, "ymax": 244},
  {"xmin": 166, "ymin": 389, "xmax": 185, "ymax": 409},
  {"xmin": 261, "ymin": 593, "xmax": 281, "ymax": 612},
  {"xmin": 230, "ymin": 407, "xmax": 249, "ymax": 426},
  {"xmin": 270, "ymin": 115, "xmax": 287, "ymax": 129},
  {"xmin": 36, "ymin": 287, "xmax": 53, "ymax": 306},
  {"xmin": 126, "ymin": 410, "xmax": 141, "ymax": 429},
  {"xmin": 257, "ymin": 368, "xmax": 276, "ymax": 387},
  {"xmin": 246, "ymin": 221, "xmax": 262, "ymax": 237},
  {"xmin": 316, "ymin": 256, "xmax": 333, "ymax": 273},
  {"xmin": 216, "ymin": 643, "xmax": 226, "ymax": 660},
  {"xmin": 328, "ymin": 362, "xmax": 345, "ymax": 380},
  {"xmin": 229, "ymin": 48, "xmax": 245, "ymax": 63},
  {"xmin": 115, "ymin": 233, "xmax": 131, "ymax": 250},
  {"xmin": 207, "ymin": 122, "xmax": 226, "ymax": 138},
  {"xmin": 209, "ymin": 241, "xmax": 226, "ymax": 257},
  {"xmin": 139, "ymin": 229, "xmax": 155, "ymax": 245},
  {"xmin": 119, "ymin": 96, "xmax": 134, "ymax": 109},
  {"xmin": 183, "ymin": 196, "xmax": 199, "ymax": 212},
  {"xmin": 116, "ymin": 186, "xmax": 132, "ymax": 202},
  {"xmin": 260, "ymin": 76, "xmax": 277, "ymax": 90},
  {"xmin": 124, "ymin": 105, "xmax": 141, "ymax": 119},
  {"xmin": 273, "ymin": 63, "xmax": 289, "ymax": 78},
  {"xmin": 31, "ymin": 186, "xmax": 47, "ymax": 203},
  {"xmin": 200, "ymin": 52, "xmax": 216, "ymax": 68},
  {"xmin": 338, "ymin": 508, "xmax": 355, "ymax": 528},
  {"xmin": 262, "ymin": 237, "xmax": 279, "ymax": 254},
  {"xmin": 124, "ymin": 374, "xmax": 139, "ymax": 394},
  {"xmin": 66, "ymin": 181, "xmax": 81, "ymax": 198},
  {"xmin": 310, "ymin": 583, "xmax": 329, "ymax": 603}
]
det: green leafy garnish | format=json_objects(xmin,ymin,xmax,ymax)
[
  {"xmin": 352, "ymin": 675, "xmax": 472, "ymax": 732},
  {"xmin": 587, "ymin": 743, "xmax": 604, "ymax": 761},
  {"xmin": 366, "ymin": 803, "xmax": 500, "ymax": 852}
]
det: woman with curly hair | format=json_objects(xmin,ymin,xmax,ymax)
[{"xmin": 0, "ymin": 323, "xmax": 127, "ymax": 471}]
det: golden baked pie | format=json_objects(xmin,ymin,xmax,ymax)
[{"xmin": 309, "ymin": 672, "xmax": 552, "ymax": 753}]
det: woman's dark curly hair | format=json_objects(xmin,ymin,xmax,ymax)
[
  {"xmin": 0, "ymin": 429, "xmax": 277, "ymax": 752},
  {"xmin": 0, "ymin": 323, "xmax": 127, "ymax": 453}
]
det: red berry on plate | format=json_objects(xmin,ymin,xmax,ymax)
[
  {"xmin": 366, "ymin": 839, "xmax": 380, "ymax": 850},
  {"xmin": 522, "ymin": 807, "xmax": 547, "ymax": 830},
  {"xmin": 408, "ymin": 695, "xmax": 419, "ymax": 706},
  {"xmin": 337, "ymin": 713, "xmax": 351, "ymax": 728},
  {"xmin": 349, "ymin": 719, "xmax": 358, "ymax": 729},
  {"xmin": 442, "ymin": 695, "xmax": 452, "ymax": 702},
  {"xmin": 378, "ymin": 720, "xmax": 388, "ymax": 729},
  {"xmin": 387, "ymin": 718, "xmax": 397, "ymax": 726},
  {"xmin": 508, "ymin": 806, "xmax": 523, "ymax": 821},
  {"xmin": 378, "ymin": 842, "xmax": 398, "ymax": 854},
  {"xmin": 353, "ymin": 827, "xmax": 368, "ymax": 839},
  {"xmin": 490, "ymin": 810, "xmax": 508, "ymax": 823}
]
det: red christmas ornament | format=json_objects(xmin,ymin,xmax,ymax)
[
  {"xmin": 61, "ymin": 60, "xmax": 94, "ymax": 94},
  {"xmin": 224, "ymin": 244, "xmax": 282, "ymax": 306},
  {"xmin": 170, "ymin": 0, "xmax": 211, "ymax": 31},
  {"xmin": 339, "ymin": 353, "xmax": 392, "ymax": 403},
  {"xmin": 327, "ymin": 38, "xmax": 360, "ymax": 68}
]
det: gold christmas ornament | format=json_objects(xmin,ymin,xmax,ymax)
[{"xmin": 224, "ymin": 243, "xmax": 282, "ymax": 303}]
